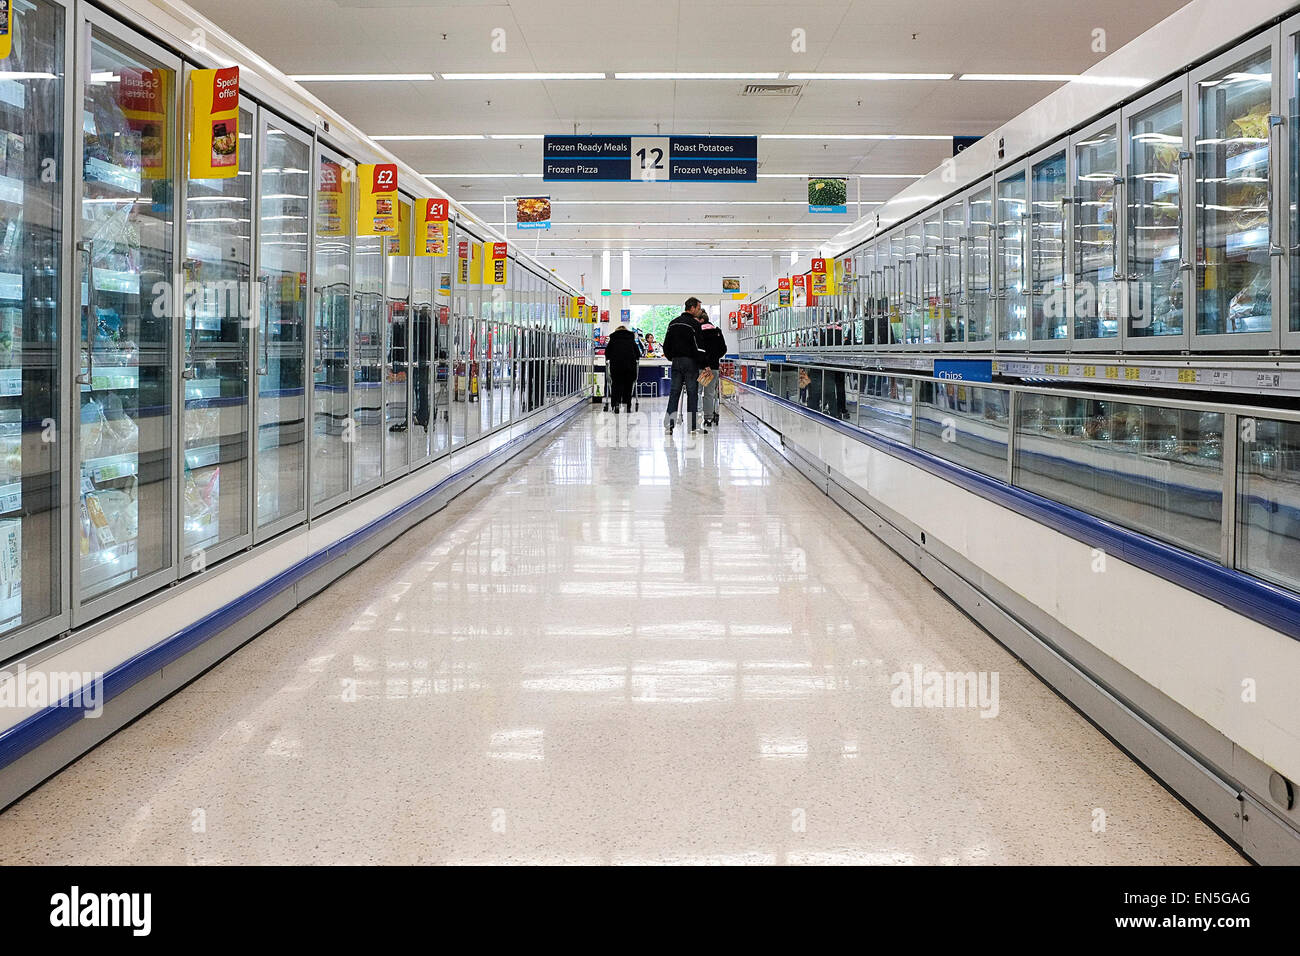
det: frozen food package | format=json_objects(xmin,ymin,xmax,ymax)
[
  {"xmin": 0, "ymin": 519, "xmax": 17, "ymax": 592},
  {"xmin": 84, "ymin": 492, "xmax": 117, "ymax": 549},
  {"xmin": 99, "ymin": 391, "xmax": 139, "ymax": 456},
  {"xmin": 81, "ymin": 398, "xmax": 108, "ymax": 458},
  {"xmin": 95, "ymin": 489, "xmax": 133, "ymax": 545},
  {"xmin": 79, "ymin": 496, "xmax": 92, "ymax": 556},
  {"xmin": 183, "ymin": 471, "xmax": 210, "ymax": 530},
  {"xmin": 203, "ymin": 467, "xmax": 220, "ymax": 507}
]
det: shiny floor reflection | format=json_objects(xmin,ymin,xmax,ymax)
[{"xmin": 0, "ymin": 401, "xmax": 1244, "ymax": 864}]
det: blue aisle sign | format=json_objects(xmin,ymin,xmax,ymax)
[
  {"xmin": 933, "ymin": 359, "xmax": 994, "ymax": 383},
  {"xmin": 620, "ymin": 309, "xmax": 631, "ymax": 322},
  {"xmin": 543, "ymin": 135, "xmax": 757, "ymax": 183}
]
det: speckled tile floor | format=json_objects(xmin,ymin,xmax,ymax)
[{"xmin": 0, "ymin": 402, "xmax": 1245, "ymax": 864}]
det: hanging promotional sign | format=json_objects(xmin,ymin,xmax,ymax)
[
  {"xmin": 808, "ymin": 177, "xmax": 848, "ymax": 214},
  {"xmin": 188, "ymin": 67, "xmax": 239, "ymax": 179},
  {"xmin": 728, "ymin": 311, "xmax": 740, "ymax": 330},
  {"xmin": 778, "ymin": 277, "xmax": 791, "ymax": 307},
  {"xmin": 357, "ymin": 163, "xmax": 398, "ymax": 236},
  {"xmin": 316, "ymin": 157, "xmax": 348, "ymax": 238},
  {"xmin": 0, "ymin": 1, "xmax": 11, "ymax": 60},
  {"xmin": 119, "ymin": 67, "xmax": 170, "ymax": 181},
  {"xmin": 569, "ymin": 295, "xmax": 586, "ymax": 319},
  {"xmin": 416, "ymin": 198, "xmax": 450, "ymax": 257},
  {"xmin": 810, "ymin": 257, "xmax": 837, "ymax": 296},
  {"xmin": 484, "ymin": 242, "xmax": 508, "ymax": 285},
  {"xmin": 722, "ymin": 276, "xmax": 741, "ymax": 295},
  {"xmin": 515, "ymin": 196, "xmax": 551, "ymax": 230},
  {"xmin": 792, "ymin": 273, "xmax": 807, "ymax": 308},
  {"xmin": 457, "ymin": 239, "xmax": 482, "ymax": 284}
]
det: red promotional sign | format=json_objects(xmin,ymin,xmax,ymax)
[
  {"xmin": 811, "ymin": 258, "xmax": 826, "ymax": 273},
  {"xmin": 778, "ymin": 277, "xmax": 790, "ymax": 291},
  {"xmin": 457, "ymin": 241, "xmax": 469, "ymax": 258},
  {"xmin": 577, "ymin": 296, "xmax": 586, "ymax": 307},
  {"xmin": 212, "ymin": 66, "xmax": 239, "ymax": 111},
  {"xmin": 493, "ymin": 242, "xmax": 508, "ymax": 258},
  {"xmin": 372, "ymin": 163, "xmax": 397, "ymax": 194},
  {"xmin": 792, "ymin": 274, "xmax": 806, "ymax": 288},
  {"xmin": 426, "ymin": 198, "xmax": 449, "ymax": 222}
]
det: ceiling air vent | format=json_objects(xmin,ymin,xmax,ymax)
[{"xmin": 742, "ymin": 83, "xmax": 802, "ymax": 97}]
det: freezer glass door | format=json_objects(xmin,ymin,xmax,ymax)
[
  {"xmin": 1127, "ymin": 92, "xmax": 1188, "ymax": 343},
  {"xmin": 903, "ymin": 225, "xmax": 922, "ymax": 344},
  {"xmin": 922, "ymin": 215, "xmax": 942, "ymax": 344},
  {"xmin": 310, "ymin": 150, "xmax": 351, "ymax": 511},
  {"xmin": 410, "ymin": 252, "xmax": 433, "ymax": 463},
  {"xmin": 351, "ymin": 228, "xmax": 383, "ymax": 489},
  {"xmin": 0, "ymin": 0, "xmax": 65, "ymax": 639},
  {"xmin": 383, "ymin": 199, "xmax": 411, "ymax": 477},
  {"xmin": 1030, "ymin": 149, "xmax": 1068, "ymax": 344},
  {"xmin": 77, "ymin": 27, "xmax": 176, "ymax": 605},
  {"xmin": 941, "ymin": 201, "xmax": 965, "ymax": 346},
  {"xmin": 254, "ymin": 117, "xmax": 309, "ymax": 533},
  {"xmin": 967, "ymin": 187, "xmax": 994, "ymax": 346},
  {"xmin": 182, "ymin": 104, "xmax": 252, "ymax": 563},
  {"xmin": 996, "ymin": 169, "xmax": 1027, "ymax": 345},
  {"xmin": 433, "ymin": 258, "xmax": 450, "ymax": 454},
  {"xmin": 1074, "ymin": 124, "xmax": 1121, "ymax": 344},
  {"xmin": 1196, "ymin": 49, "xmax": 1275, "ymax": 341}
]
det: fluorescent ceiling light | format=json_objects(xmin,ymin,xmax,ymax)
[
  {"xmin": 614, "ymin": 72, "xmax": 781, "ymax": 80},
  {"xmin": 462, "ymin": 199, "xmax": 883, "ymax": 206},
  {"xmin": 858, "ymin": 173, "xmax": 925, "ymax": 179},
  {"xmin": 526, "ymin": 237, "xmax": 833, "ymax": 243},
  {"xmin": 489, "ymin": 134, "xmax": 545, "ymax": 139},
  {"xmin": 3, "ymin": 72, "xmax": 58, "ymax": 80},
  {"xmin": 291, "ymin": 73, "xmax": 436, "ymax": 82},
  {"xmin": 788, "ymin": 72, "xmax": 952, "ymax": 81},
  {"xmin": 501, "ymin": 221, "xmax": 836, "ymax": 227},
  {"xmin": 958, "ymin": 73, "xmax": 1079, "ymax": 82},
  {"xmin": 439, "ymin": 72, "xmax": 605, "ymax": 80},
  {"xmin": 424, "ymin": 173, "xmax": 543, "ymax": 178},
  {"xmin": 373, "ymin": 134, "xmax": 484, "ymax": 141},
  {"xmin": 762, "ymin": 133, "xmax": 950, "ymax": 140}
]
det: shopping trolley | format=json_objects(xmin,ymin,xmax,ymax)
[{"xmin": 601, "ymin": 363, "xmax": 639, "ymax": 412}]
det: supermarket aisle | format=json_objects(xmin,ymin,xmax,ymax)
[{"xmin": 0, "ymin": 403, "xmax": 1243, "ymax": 865}]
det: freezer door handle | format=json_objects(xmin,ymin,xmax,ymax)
[
  {"xmin": 76, "ymin": 240, "xmax": 95, "ymax": 386},
  {"xmin": 1268, "ymin": 114, "xmax": 1286, "ymax": 257}
]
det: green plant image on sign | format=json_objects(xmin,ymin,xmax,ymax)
[{"xmin": 808, "ymin": 177, "xmax": 847, "ymax": 207}]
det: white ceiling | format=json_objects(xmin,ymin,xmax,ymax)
[{"xmin": 186, "ymin": 0, "xmax": 1191, "ymax": 263}]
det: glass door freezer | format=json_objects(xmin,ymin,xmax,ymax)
[
  {"xmin": 0, "ymin": 0, "xmax": 69, "ymax": 652},
  {"xmin": 1191, "ymin": 28, "xmax": 1282, "ymax": 351},
  {"xmin": 72, "ymin": 7, "xmax": 181, "ymax": 625}
]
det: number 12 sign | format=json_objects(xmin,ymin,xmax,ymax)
[{"xmin": 630, "ymin": 136, "xmax": 668, "ymax": 182}]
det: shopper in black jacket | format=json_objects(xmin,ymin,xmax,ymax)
[
  {"xmin": 604, "ymin": 324, "xmax": 639, "ymax": 413},
  {"xmin": 698, "ymin": 312, "xmax": 727, "ymax": 427},
  {"xmin": 662, "ymin": 297, "xmax": 709, "ymax": 435}
]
